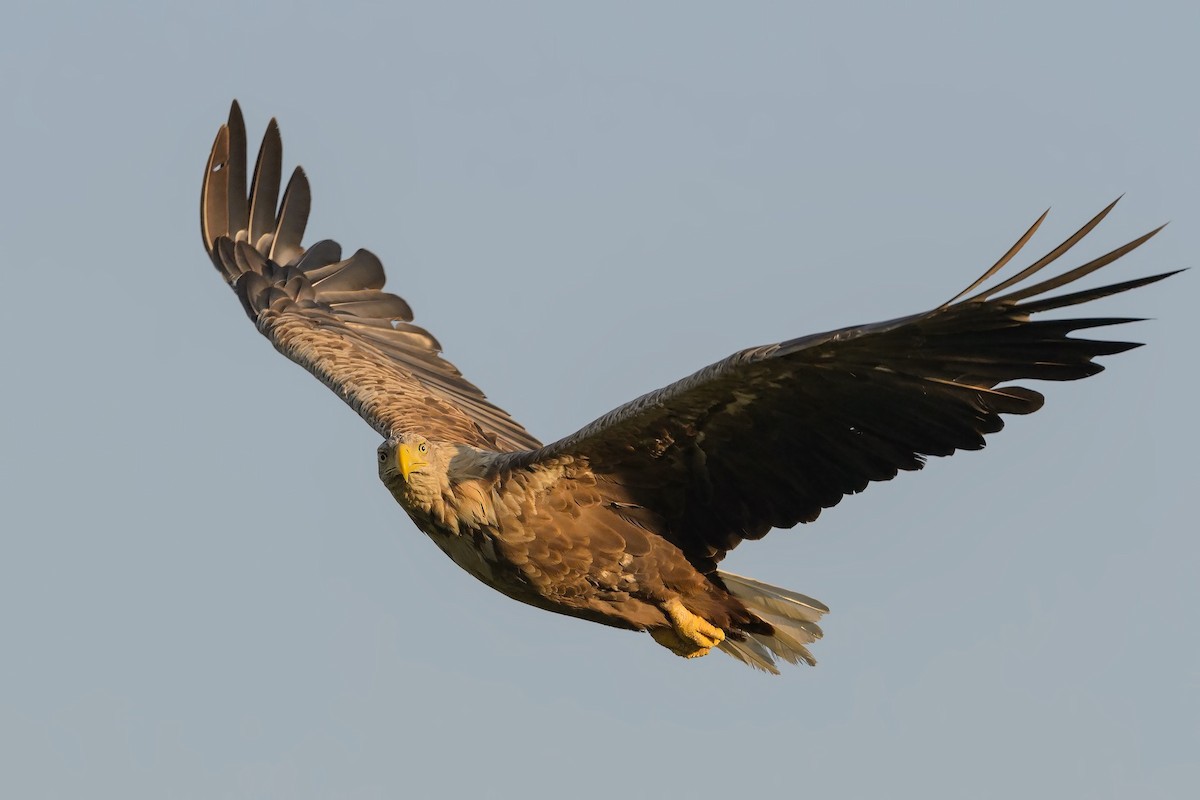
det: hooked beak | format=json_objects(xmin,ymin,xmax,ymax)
[{"xmin": 397, "ymin": 444, "xmax": 427, "ymax": 480}]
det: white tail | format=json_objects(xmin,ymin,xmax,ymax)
[{"xmin": 717, "ymin": 571, "xmax": 829, "ymax": 674}]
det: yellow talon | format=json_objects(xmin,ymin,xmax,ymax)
[
  {"xmin": 650, "ymin": 627, "xmax": 710, "ymax": 658},
  {"xmin": 651, "ymin": 599, "xmax": 725, "ymax": 658}
]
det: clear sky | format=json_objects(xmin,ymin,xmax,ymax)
[{"xmin": 2, "ymin": 2, "xmax": 1196, "ymax": 798}]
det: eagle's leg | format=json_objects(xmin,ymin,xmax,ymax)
[{"xmin": 650, "ymin": 598, "xmax": 725, "ymax": 659}]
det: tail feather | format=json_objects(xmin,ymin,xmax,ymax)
[
  {"xmin": 718, "ymin": 571, "xmax": 829, "ymax": 673},
  {"xmin": 717, "ymin": 635, "xmax": 781, "ymax": 674}
]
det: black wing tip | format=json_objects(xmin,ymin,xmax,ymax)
[
  {"xmin": 261, "ymin": 118, "xmax": 282, "ymax": 148},
  {"xmin": 1097, "ymin": 194, "xmax": 1123, "ymax": 217},
  {"xmin": 283, "ymin": 165, "xmax": 311, "ymax": 203},
  {"xmin": 1145, "ymin": 221, "xmax": 1169, "ymax": 238},
  {"xmin": 958, "ymin": 199, "xmax": 1147, "ymax": 306},
  {"xmin": 1138, "ymin": 266, "xmax": 1186, "ymax": 285},
  {"xmin": 1019, "ymin": 268, "xmax": 1183, "ymax": 315},
  {"xmin": 225, "ymin": 99, "xmax": 247, "ymax": 142}
]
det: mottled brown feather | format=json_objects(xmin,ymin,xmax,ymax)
[{"xmin": 201, "ymin": 101, "xmax": 541, "ymax": 452}]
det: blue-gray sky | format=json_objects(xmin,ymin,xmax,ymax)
[{"xmin": 2, "ymin": 2, "xmax": 1196, "ymax": 798}]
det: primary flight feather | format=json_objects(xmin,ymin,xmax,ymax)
[{"xmin": 201, "ymin": 101, "xmax": 1175, "ymax": 673}]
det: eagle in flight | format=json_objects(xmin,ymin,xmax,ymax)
[{"xmin": 201, "ymin": 102, "xmax": 1174, "ymax": 673}]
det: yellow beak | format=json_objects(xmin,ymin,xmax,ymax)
[{"xmin": 397, "ymin": 444, "xmax": 427, "ymax": 481}]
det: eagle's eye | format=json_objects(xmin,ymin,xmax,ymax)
[
  {"xmin": 418, "ymin": 443, "xmax": 428, "ymax": 454},
  {"xmin": 378, "ymin": 452, "xmax": 386, "ymax": 463}
]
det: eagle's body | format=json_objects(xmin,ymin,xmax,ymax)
[
  {"xmin": 201, "ymin": 102, "xmax": 1175, "ymax": 672},
  {"xmin": 379, "ymin": 441, "xmax": 772, "ymax": 643}
]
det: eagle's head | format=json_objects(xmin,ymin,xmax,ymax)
[
  {"xmin": 378, "ymin": 434, "xmax": 496, "ymax": 516},
  {"xmin": 378, "ymin": 433, "xmax": 446, "ymax": 505}
]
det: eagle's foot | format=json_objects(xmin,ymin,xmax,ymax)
[
  {"xmin": 651, "ymin": 598, "xmax": 725, "ymax": 658},
  {"xmin": 650, "ymin": 627, "xmax": 710, "ymax": 658}
]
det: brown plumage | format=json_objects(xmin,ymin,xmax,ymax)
[{"xmin": 201, "ymin": 101, "xmax": 1177, "ymax": 673}]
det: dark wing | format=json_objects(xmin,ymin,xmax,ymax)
[
  {"xmin": 519, "ymin": 201, "xmax": 1178, "ymax": 572},
  {"xmin": 201, "ymin": 101, "xmax": 541, "ymax": 451}
]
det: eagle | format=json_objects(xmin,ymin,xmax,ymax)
[{"xmin": 201, "ymin": 101, "xmax": 1175, "ymax": 673}]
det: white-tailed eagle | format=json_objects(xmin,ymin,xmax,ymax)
[{"xmin": 201, "ymin": 102, "xmax": 1175, "ymax": 673}]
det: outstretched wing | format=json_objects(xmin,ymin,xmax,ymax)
[
  {"xmin": 201, "ymin": 101, "xmax": 541, "ymax": 452},
  {"xmin": 522, "ymin": 201, "xmax": 1177, "ymax": 572}
]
